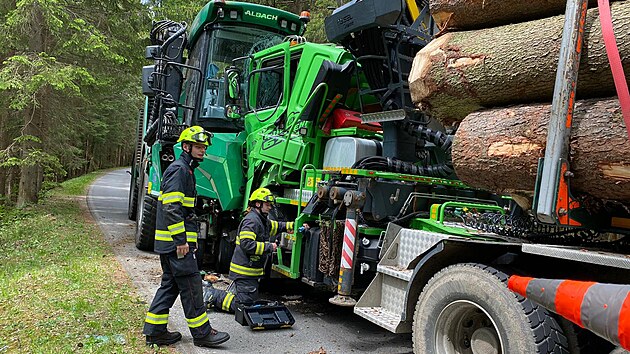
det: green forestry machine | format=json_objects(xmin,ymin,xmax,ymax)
[
  {"xmin": 129, "ymin": 0, "xmax": 307, "ymax": 271},
  {"xmin": 131, "ymin": 0, "xmax": 630, "ymax": 352}
]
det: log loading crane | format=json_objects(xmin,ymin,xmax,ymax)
[{"xmin": 132, "ymin": 0, "xmax": 630, "ymax": 352}]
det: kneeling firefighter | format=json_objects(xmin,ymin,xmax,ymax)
[{"xmin": 204, "ymin": 187, "xmax": 294, "ymax": 312}]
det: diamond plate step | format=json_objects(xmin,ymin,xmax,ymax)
[
  {"xmin": 377, "ymin": 264, "xmax": 412, "ymax": 282},
  {"xmin": 354, "ymin": 305, "xmax": 411, "ymax": 333},
  {"xmin": 354, "ymin": 224, "xmax": 454, "ymax": 334}
]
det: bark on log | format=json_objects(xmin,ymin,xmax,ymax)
[
  {"xmin": 452, "ymin": 98, "xmax": 630, "ymax": 204},
  {"xmin": 430, "ymin": 0, "xmax": 600, "ymax": 31},
  {"xmin": 410, "ymin": 1, "xmax": 630, "ymax": 125}
]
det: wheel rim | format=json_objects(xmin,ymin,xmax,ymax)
[{"xmin": 434, "ymin": 300, "xmax": 503, "ymax": 354}]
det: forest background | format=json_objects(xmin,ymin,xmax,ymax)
[{"xmin": 0, "ymin": 0, "xmax": 337, "ymax": 207}]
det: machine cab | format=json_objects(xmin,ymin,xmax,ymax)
[{"xmin": 179, "ymin": 1, "xmax": 307, "ymax": 132}]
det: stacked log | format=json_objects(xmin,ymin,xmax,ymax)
[
  {"xmin": 452, "ymin": 99, "xmax": 630, "ymax": 203},
  {"xmin": 410, "ymin": 1, "xmax": 630, "ymax": 125},
  {"xmin": 407, "ymin": 0, "xmax": 630, "ymax": 205},
  {"xmin": 430, "ymin": 0, "xmax": 600, "ymax": 31}
]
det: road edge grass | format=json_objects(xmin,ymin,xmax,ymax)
[{"xmin": 0, "ymin": 170, "xmax": 168, "ymax": 353}]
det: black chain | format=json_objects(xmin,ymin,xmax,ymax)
[{"xmin": 457, "ymin": 211, "xmax": 628, "ymax": 251}]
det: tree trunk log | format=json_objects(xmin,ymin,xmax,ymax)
[
  {"xmin": 452, "ymin": 98, "xmax": 630, "ymax": 204},
  {"xmin": 17, "ymin": 105, "xmax": 42, "ymax": 208},
  {"xmin": 0, "ymin": 110, "xmax": 7, "ymax": 199},
  {"xmin": 429, "ymin": 0, "xmax": 600, "ymax": 31},
  {"xmin": 410, "ymin": 1, "xmax": 630, "ymax": 125}
]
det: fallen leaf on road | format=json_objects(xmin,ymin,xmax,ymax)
[{"xmin": 307, "ymin": 347, "xmax": 326, "ymax": 354}]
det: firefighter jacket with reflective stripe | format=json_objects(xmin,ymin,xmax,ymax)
[
  {"xmin": 229, "ymin": 209, "xmax": 294, "ymax": 279},
  {"xmin": 154, "ymin": 152, "xmax": 199, "ymax": 254}
]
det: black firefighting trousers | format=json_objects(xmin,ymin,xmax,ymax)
[{"xmin": 143, "ymin": 252, "xmax": 211, "ymax": 338}]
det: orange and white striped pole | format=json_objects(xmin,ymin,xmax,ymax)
[
  {"xmin": 329, "ymin": 190, "xmax": 365, "ymax": 307},
  {"xmin": 508, "ymin": 275, "xmax": 630, "ymax": 350}
]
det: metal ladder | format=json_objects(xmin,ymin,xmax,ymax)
[{"xmin": 353, "ymin": 223, "xmax": 450, "ymax": 333}]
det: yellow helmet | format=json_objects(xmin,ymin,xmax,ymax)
[
  {"xmin": 177, "ymin": 126, "xmax": 212, "ymax": 146},
  {"xmin": 249, "ymin": 187, "xmax": 276, "ymax": 204}
]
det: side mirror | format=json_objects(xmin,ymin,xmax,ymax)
[
  {"xmin": 225, "ymin": 66, "xmax": 241, "ymax": 101},
  {"xmin": 142, "ymin": 65, "xmax": 156, "ymax": 96}
]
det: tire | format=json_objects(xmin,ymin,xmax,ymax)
[
  {"xmin": 196, "ymin": 236, "xmax": 206, "ymax": 271},
  {"xmin": 128, "ymin": 110, "xmax": 144, "ymax": 220},
  {"xmin": 559, "ymin": 318, "xmax": 615, "ymax": 354},
  {"xmin": 127, "ymin": 178, "xmax": 138, "ymax": 220},
  {"xmin": 135, "ymin": 191, "xmax": 157, "ymax": 251},
  {"xmin": 413, "ymin": 263, "xmax": 570, "ymax": 354},
  {"xmin": 215, "ymin": 234, "xmax": 234, "ymax": 274}
]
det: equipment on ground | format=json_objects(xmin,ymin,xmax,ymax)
[{"xmin": 234, "ymin": 300, "xmax": 295, "ymax": 330}]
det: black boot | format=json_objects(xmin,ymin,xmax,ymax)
[
  {"xmin": 146, "ymin": 330, "xmax": 182, "ymax": 346},
  {"xmin": 193, "ymin": 328, "xmax": 230, "ymax": 347}
]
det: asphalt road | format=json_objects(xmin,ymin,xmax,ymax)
[{"xmin": 87, "ymin": 168, "xmax": 413, "ymax": 354}]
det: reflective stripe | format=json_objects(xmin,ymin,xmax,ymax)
[
  {"xmin": 155, "ymin": 229, "xmax": 173, "ymax": 242},
  {"xmin": 230, "ymin": 262, "xmax": 264, "ymax": 276},
  {"xmin": 255, "ymin": 242, "xmax": 265, "ymax": 256},
  {"xmin": 235, "ymin": 236, "xmax": 240, "ymax": 246},
  {"xmin": 145, "ymin": 312, "xmax": 169, "ymax": 325},
  {"xmin": 222, "ymin": 293, "xmax": 235, "ymax": 311},
  {"xmin": 186, "ymin": 231, "xmax": 198, "ymax": 243},
  {"xmin": 186, "ymin": 312, "xmax": 209, "ymax": 328},
  {"xmin": 239, "ymin": 231, "xmax": 256, "ymax": 240},
  {"xmin": 556, "ymin": 280, "xmax": 596, "ymax": 327},
  {"xmin": 270, "ymin": 220, "xmax": 278, "ymax": 236},
  {"xmin": 287, "ymin": 222, "xmax": 294, "ymax": 232},
  {"xmin": 183, "ymin": 197, "xmax": 195, "ymax": 208},
  {"xmin": 168, "ymin": 221, "xmax": 185, "ymax": 235},
  {"xmin": 160, "ymin": 191, "xmax": 185, "ymax": 204}
]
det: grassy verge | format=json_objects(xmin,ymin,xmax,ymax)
[{"xmin": 0, "ymin": 172, "xmax": 163, "ymax": 353}]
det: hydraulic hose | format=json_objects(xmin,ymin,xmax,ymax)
[
  {"xmin": 402, "ymin": 121, "xmax": 454, "ymax": 177},
  {"xmin": 351, "ymin": 121, "xmax": 454, "ymax": 178}
]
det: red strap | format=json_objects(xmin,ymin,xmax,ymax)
[{"xmin": 598, "ymin": 0, "xmax": 630, "ymax": 140}]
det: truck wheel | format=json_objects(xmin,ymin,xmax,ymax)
[
  {"xmin": 135, "ymin": 193, "xmax": 157, "ymax": 251},
  {"xmin": 127, "ymin": 178, "xmax": 138, "ymax": 220},
  {"xmin": 413, "ymin": 263, "xmax": 570, "ymax": 354},
  {"xmin": 559, "ymin": 317, "xmax": 615, "ymax": 354},
  {"xmin": 215, "ymin": 235, "xmax": 234, "ymax": 274},
  {"xmin": 196, "ymin": 236, "xmax": 206, "ymax": 271}
]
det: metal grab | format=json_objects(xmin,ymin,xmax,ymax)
[{"xmin": 535, "ymin": 0, "xmax": 588, "ymax": 226}]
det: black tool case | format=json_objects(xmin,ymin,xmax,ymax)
[{"xmin": 234, "ymin": 300, "xmax": 295, "ymax": 330}]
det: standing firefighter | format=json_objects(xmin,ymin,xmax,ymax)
[
  {"xmin": 204, "ymin": 188, "xmax": 294, "ymax": 312},
  {"xmin": 143, "ymin": 126, "xmax": 230, "ymax": 348}
]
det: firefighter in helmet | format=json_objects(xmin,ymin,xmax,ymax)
[
  {"xmin": 204, "ymin": 187, "xmax": 294, "ymax": 312},
  {"xmin": 143, "ymin": 126, "xmax": 230, "ymax": 347}
]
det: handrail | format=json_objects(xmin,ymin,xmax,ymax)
[
  {"xmin": 276, "ymin": 82, "xmax": 329, "ymax": 185},
  {"xmin": 298, "ymin": 164, "xmax": 318, "ymax": 216}
]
